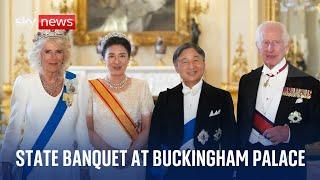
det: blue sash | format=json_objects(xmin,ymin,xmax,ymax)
[
  {"xmin": 150, "ymin": 144, "xmax": 168, "ymax": 180},
  {"xmin": 182, "ymin": 118, "xmax": 196, "ymax": 147},
  {"xmin": 150, "ymin": 118, "xmax": 196, "ymax": 179},
  {"xmin": 22, "ymin": 71, "xmax": 76, "ymax": 180}
]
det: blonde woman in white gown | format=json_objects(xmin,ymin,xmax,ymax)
[
  {"xmin": 87, "ymin": 32, "xmax": 154, "ymax": 180},
  {"xmin": 0, "ymin": 30, "xmax": 90, "ymax": 180}
]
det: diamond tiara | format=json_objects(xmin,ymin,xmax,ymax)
[
  {"xmin": 102, "ymin": 32, "xmax": 129, "ymax": 42},
  {"xmin": 97, "ymin": 32, "xmax": 130, "ymax": 56},
  {"xmin": 33, "ymin": 30, "xmax": 69, "ymax": 43}
]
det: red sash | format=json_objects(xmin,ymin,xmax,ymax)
[{"xmin": 252, "ymin": 110, "xmax": 274, "ymax": 134}]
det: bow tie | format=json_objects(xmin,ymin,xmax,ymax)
[{"xmin": 182, "ymin": 87, "xmax": 200, "ymax": 96}]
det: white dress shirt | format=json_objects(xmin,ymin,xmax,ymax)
[
  {"xmin": 249, "ymin": 58, "xmax": 289, "ymax": 146},
  {"xmin": 180, "ymin": 79, "xmax": 203, "ymax": 150}
]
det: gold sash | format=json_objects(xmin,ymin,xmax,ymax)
[{"xmin": 89, "ymin": 79, "xmax": 138, "ymax": 141}]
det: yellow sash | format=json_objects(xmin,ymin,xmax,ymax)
[{"xmin": 89, "ymin": 79, "xmax": 138, "ymax": 141}]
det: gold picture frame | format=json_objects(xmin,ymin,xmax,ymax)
[
  {"xmin": 261, "ymin": 0, "xmax": 280, "ymax": 21},
  {"xmin": 73, "ymin": 0, "xmax": 192, "ymax": 46}
]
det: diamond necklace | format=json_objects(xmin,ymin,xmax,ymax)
[{"xmin": 40, "ymin": 74, "xmax": 63, "ymax": 96}]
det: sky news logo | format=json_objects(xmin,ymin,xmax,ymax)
[
  {"xmin": 15, "ymin": 17, "xmax": 36, "ymax": 25},
  {"xmin": 38, "ymin": 15, "xmax": 75, "ymax": 30}
]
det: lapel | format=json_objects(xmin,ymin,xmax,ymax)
[
  {"xmin": 194, "ymin": 81, "xmax": 209, "ymax": 138},
  {"xmin": 168, "ymin": 83, "xmax": 184, "ymax": 148},
  {"xmin": 247, "ymin": 67, "xmax": 263, "ymax": 120}
]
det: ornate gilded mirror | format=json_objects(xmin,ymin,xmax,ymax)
[
  {"xmin": 73, "ymin": 0, "xmax": 194, "ymax": 46},
  {"xmin": 264, "ymin": 0, "xmax": 320, "ymax": 77}
]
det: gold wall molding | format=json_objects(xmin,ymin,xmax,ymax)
[
  {"xmin": 188, "ymin": 0, "xmax": 209, "ymax": 20},
  {"xmin": 231, "ymin": 35, "xmax": 249, "ymax": 83},
  {"xmin": 0, "ymin": 83, "xmax": 11, "ymax": 140},
  {"xmin": 51, "ymin": 0, "xmax": 75, "ymax": 14},
  {"xmin": 12, "ymin": 34, "xmax": 31, "ymax": 79},
  {"xmin": 9, "ymin": 0, "xmax": 13, "ymax": 83},
  {"xmin": 1, "ymin": 33, "xmax": 31, "ymax": 140},
  {"xmin": 262, "ymin": 0, "xmax": 280, "ymax": 21},
  {"xmin": 0, "ymin": 0, "xmax": 11, "ymax": 137},
  {"xmin": 227, "ymin": 0, "xmax": 231, "ymax": 83},
  {"xmin": 222, "ymin": 34, "xmax": 249, "ymax": 114}
]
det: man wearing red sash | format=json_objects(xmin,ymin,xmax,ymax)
[{"xmin": 237, "ymin": 21, "xmax": 320, "ymax": 180}]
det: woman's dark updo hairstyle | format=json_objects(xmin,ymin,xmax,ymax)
[{"xmin": 101, "ymin": 32, "xmax": 131, "ymax": 59}]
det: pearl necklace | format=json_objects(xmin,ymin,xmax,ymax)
[{"xmin": 105, "ymin": 76, "xmax": 128, "ymax": 90}]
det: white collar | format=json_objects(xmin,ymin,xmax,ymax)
[
  {"xmin": 262, "ymin": 58, "xmax": 287, "ymax": 76},
  {"xmin": 182, "ymin": 79, "xmax": 203, "ymax": 95}
]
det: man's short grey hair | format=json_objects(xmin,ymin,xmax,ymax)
[
  {"xmin": 255, "ymin": 21, "xmax": 290, "ymax": 47},
  {"xmin": 28, "ymin": 38, "xmax": 71, "ymax": 71}
]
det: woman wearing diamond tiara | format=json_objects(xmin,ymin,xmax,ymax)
[
  {"xmin": 0, "ymin": 30, "xmax": 90, "ymax": 180},
  {"xmin": 87, "ymin": 32, "xmax": 154, "ymax": 179}
]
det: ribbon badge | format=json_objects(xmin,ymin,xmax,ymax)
[
  {"xmin": 63, "ymin": 78, "xmax": 78, "ymax": 106},
  {"xmin": 283, "ymin": 87, "xmax": 312, "ymax": 99}
]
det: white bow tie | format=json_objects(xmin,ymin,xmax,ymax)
[{"xmin": 182, "ymin": 87, "xmax": 200, "ymax": 96}]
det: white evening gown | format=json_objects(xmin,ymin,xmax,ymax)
[
  {"xmin": 0, "ymin": 72, "xmax": 90, "ymax": 180},
  {"xmin": 88, "ymin": 78, "xmax": 154, "ymax": 180}
]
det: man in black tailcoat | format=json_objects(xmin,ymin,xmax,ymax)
[
  {"xmin": 237, "ymin": 21, "xmax": 320, "ymax": 180},
  {"xmin": 147, "ymin": 42, "xmax": 237, "ymax": 180}
]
